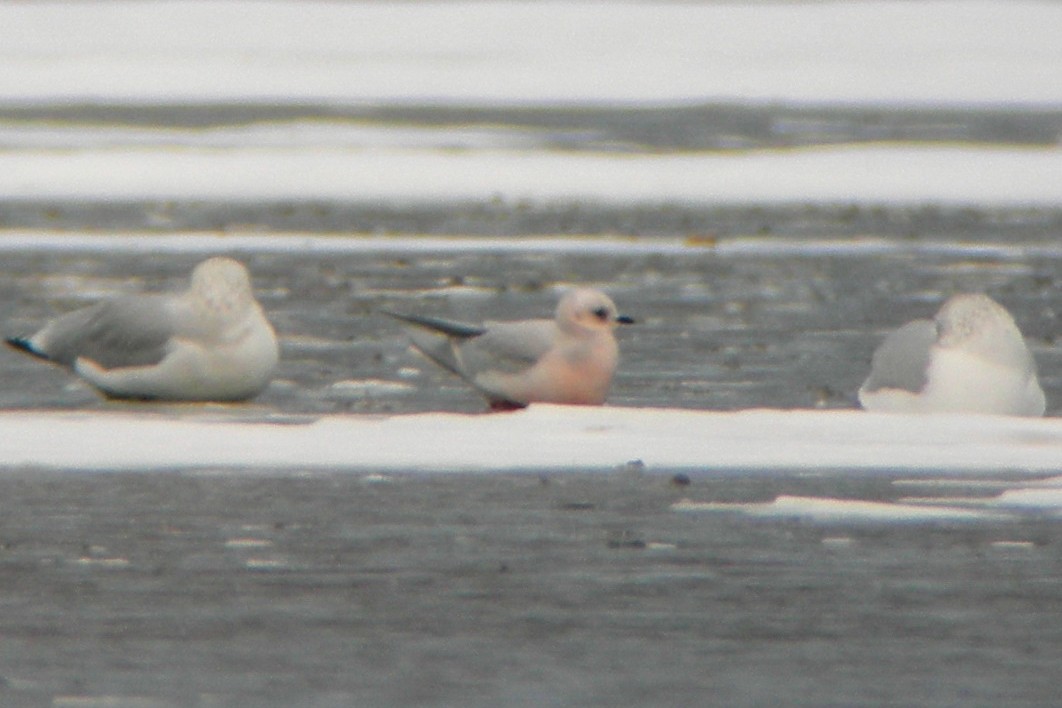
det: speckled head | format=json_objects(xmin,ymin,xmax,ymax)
[
  {"xmin": 189, "ymin": 257, "xmax": 256, "ymax": 316},
  {"xmin": 936, "ymin": 294, "xmax": 1013, "ymax": 343},
  {"xmin": 934, "ymin": 293, "xmax": 1032, "ymax": 367}
]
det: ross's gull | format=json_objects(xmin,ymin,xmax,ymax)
[
  {"xmin": 6, "ymin": 257, "xmax": 279, "ymax": 401},
  {"xmin": 859, "ymin": 293, "xmax": 1045, "ymax": 416},
  {"xmin": 386, "ymin": 288, "xmax": 633, "ymax": 410}
]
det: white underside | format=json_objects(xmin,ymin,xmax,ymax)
[
  {"xmin": 860, "ymin": 347, "xmax": 1045, "ymax": 417},
  {"xmin": 74, "ymin": 320, "xmax": 279, "ymax": 402}
]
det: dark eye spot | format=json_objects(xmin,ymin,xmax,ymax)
[{"xmin": 592, "ymin": 307, "xmax": 610, "ymax": 321}]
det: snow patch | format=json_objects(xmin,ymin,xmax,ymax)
[
  {"xmin": 672, "ymin": 496, "xmax": 994, "ymax": 523},
  {"xmin": 2, "ymin": 406, "xmax": 1062, "ymax": 474},
  {"xmin": 0, "ymin": 145, "xmax": 1058, "ymax": 206},
  {"xmin": 0, "ymin": 1, "xmax": 1057, "ymax": 104}
]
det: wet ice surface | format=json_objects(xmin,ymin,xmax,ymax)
[
  {"xmin": 3, "ymin": 233, "xmax": 1062, "ymax": 706},
  {"xmin": 1, "ymin": 470, "xmax": 1061, "ymax": 708},
  {"xmin": 3, "ymin": 150, "xmax": 1062, "ymax": 706},
  {"xmin": 4, "ymin": 233, "xmax": 1062, "ymax": 416},
  {"xmin": 2, "ymin": 2, "xmax": 1062, "ymax": 699},
  {"xmin": 3, "ymin": 145, "xmax": 1062, "ymax": 708}
]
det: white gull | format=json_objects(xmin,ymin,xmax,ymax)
[
  {"xmin": 6, "ymin": 257, "xmax": 278, "ymax": 401},
  {"xmin": 859, "ymin": 293, "xmax": 1045, "ymax": 416}
]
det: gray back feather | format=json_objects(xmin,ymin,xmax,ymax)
[
  {"xmin": 405, "ymin": 318, "xmax": 557, "ymax": 400},
  {"xmin": 863, "ymin": 319, "xmax": 937, "ymax": 394},
  {"xmin": 40, "ymin": 295, "xmax": 176, "ymax": 369},
  {"xmin": 455, "ymin": 320, "xmax": 557, "ymax": 378}
]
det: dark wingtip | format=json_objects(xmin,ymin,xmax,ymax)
[
  {"xmin": 378, "ymin": 308, "xmax": 415, "ymax": 324},
  {"xmin": 5, "ymin": 337, "xmax": 49, "ymax": 361},
  {"xmin": 379, "ymin": 309, "xmax": 486, "ymax": 339}
]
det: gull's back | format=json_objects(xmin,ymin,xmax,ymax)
[
  {"xmin": 23, "ymin": 294, "xmax": 176, "ymax": 369},
  {"xmin": 860, "ymin": 319, "xmax": 937, "ymax": 396}
]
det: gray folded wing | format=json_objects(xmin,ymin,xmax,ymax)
[
  {"xmin": 452, "ymin": 320, "xmax": 557, "ymax": 378},
  {"xmin": 862, "ymin": 319, "xmax": 937, "ymax": 394},
  {"xmin": 32, "ymin": 295, "xmax": 177, "ymax": 369},
  {"xmin": 390, "ymin": 309, "xmax": 557, "ymax": 391}
]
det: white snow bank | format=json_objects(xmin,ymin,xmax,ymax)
[
  {"xmin": 672, "ymin": 496, "xmax": 1000, "ymax": 523},
  {"xmin": 2, "ymin": 406, "xmax": 1062, "ymax": 474},
  {"xmin": 994, "ymin": 485, "xmax": 1062, "ymax": 510},
  {"xmin": 0, "ymin": 1, "xmax": 1058, "ymax": 105},
  {"xmin": 2, "ymin": 145, "xmax": 1060, "ymax": 206}
]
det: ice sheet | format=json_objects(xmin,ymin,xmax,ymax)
[
  {"xmin": 2, "ymin": 406, "xmax": 1061, "ymax": 474},
  {"xmin": 0, "ymin": 1, "xmax": 1058, "ymax": 105},
  {"xmin": 1, "ymin": 145, "xmax": 1059, "ymax": 206},
  {"xmin": 672, "ymin": 496, "xmax": 1000, "ymax": 523}
]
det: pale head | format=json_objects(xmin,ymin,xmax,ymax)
[
  {"xmin": 935, "ymin": 293, "xmax": 1031, "ymax": 366},
  {"xmin": 554, "ymin": 288, "xmax": 632, "ymax": 334},
  {"xmin": 188, "ymin": 257, "xmax": 256, "ymax": 318}
]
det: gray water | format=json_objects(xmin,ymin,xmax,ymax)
[{"xmin": 1, "ymin": 101, "xmax": 1062, "ymax": 707}]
